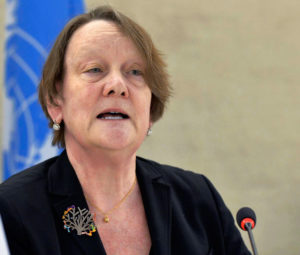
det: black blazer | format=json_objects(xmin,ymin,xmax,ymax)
[{"xmin": 0, "ymin": 151, "xmax": 250, "ymax": 255}]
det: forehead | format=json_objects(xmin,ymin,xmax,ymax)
[
  {"xmin": 71, "ymin": 20, "xmax": 122, "ymax": 42},
  {"xmin": 65, "ymin": 20, "xmax": 141, "ymax": 61}
]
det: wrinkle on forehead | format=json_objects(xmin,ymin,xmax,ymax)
[
  {"xmin": 64, "ymin": 20, "xmax": 144, "ymax": 68},
  {"xmin": 65, "ymin": 21, "xmax": 132, "ymax": 63}
]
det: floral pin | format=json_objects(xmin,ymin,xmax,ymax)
[{"xmin": 62, "ymin": 205, "xmax": 96, "ymax": 236}]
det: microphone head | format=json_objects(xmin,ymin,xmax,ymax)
[{"xmin": 236, "ymin": 207, "xmax": 256, "ymax": 231}]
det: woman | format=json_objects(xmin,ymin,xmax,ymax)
[{"xmin": 0, "ymin": 6, "xmax": 250, "ymax": 255}]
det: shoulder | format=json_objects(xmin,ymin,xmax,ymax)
[
  {"xmin": 0, "ymin": 156, "xmax": 60, "ymax": 254},
  {"xmin": 137, "ymin": 157, "xmax": 250, "ymax": 254},
  {"xmin": 0, "ymin": 155, "xmax": 59, "ymax": 229},
  {"xmin": 137, "ymin": 156, "xmax": 217, "ymax": 200},
  {"xmin": 137, "ymin": 156, "xmax": 204, "ymax": 178},
  {"xmin": 0, "ymin": 156, "xmax": 58, "ymax": 201}
]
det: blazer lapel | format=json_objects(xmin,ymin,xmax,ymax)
[
  {"xmin": 48, "ymin": 151, "xmax": 106, "ymax": 254},
  {"xmin": 136, "ymin": 158, "xmax": 172, "ymax": 255}
]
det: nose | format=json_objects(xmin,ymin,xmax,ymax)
[{"xmin": 102, "ymin": 71, "xmax": 129, "ymax": 98}]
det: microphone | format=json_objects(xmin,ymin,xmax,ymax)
[{"xmin": 236, "ymin": 207, "xmax": 258, "ymax": 255}]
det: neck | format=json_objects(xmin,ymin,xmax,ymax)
[{"xmin": 65, "ymin": 143, "xmax": 137, "ymax": 211}]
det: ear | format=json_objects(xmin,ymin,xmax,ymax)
[
  {"xmin": 47, "ymin": 101, "xmax": 63, "ymax": 124},
  {"xmin": 47, "ymin": 83, "xmax": 63, "ymax": 123}
]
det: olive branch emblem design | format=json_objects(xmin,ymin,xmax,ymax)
[{"xmin": 62, "ymin": 205, "xmax": 96, "ymax": 236}]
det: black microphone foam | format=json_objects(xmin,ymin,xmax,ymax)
[
  {"xmin": 236, "ymin": 207, "xmax": 259, "ymax": 255},
  {"xmin": 236, "ymin": 207, "xmax": 256, "ymax": 229}
]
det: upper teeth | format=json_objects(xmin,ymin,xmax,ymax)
[
  {"xmin": 97, "ymin": 111, "xmax": 128, "ymax": 119},
  {"xmin": 103, "ymin": 116, "xmax": 123, "ymax": 120}
]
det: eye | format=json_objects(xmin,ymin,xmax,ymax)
[
  {"xmin": 86, "ymin": 67, "xmax": 102, "ymax": 73},
  {"xmin": 129, "ymin": 69, "xmax": 143, "ymax": 76}
]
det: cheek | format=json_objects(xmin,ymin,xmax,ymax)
[
  {"xmin": 63, "ymin": 79, "xmax": 99, "ymax": 105},
  {"xmin": 146, "ymin": 90, "xmax": 152, "ymax": 112},
  {"xmin": 138, "ymin": 91, "xmax": 152, "ymax": 119},
  {"xmin": 61, "ymin": 89, "xmax": 96, "ymax": 120}
]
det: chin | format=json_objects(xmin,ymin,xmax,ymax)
[
  {"xmin": 97, "ymin": 134, "xmax": 145, "ymax": 153},
  {"xmin": 89, "ymin": 126, "xmax": 146, "ymax": 150},
  {"xmin": 92, "ymin": 133, "xmax": 132, "ymax": 150}
]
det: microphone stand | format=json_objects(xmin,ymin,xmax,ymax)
[{"xmin": 245, "ymin": 222, "xmax": 258, "ymax": 255}]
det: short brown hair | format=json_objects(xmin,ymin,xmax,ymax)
[{"xmin": 38, "ymin": 5, "xmax": 171, "ymax": 147}]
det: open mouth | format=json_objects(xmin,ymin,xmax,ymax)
[{"xmin": 97, "ymin": 112, "xmax": 129, "ymax": 120}]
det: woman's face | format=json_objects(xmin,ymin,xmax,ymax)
[{"xmin": 52, "ymin": 20, "xmax": 152, "ymax": 153}]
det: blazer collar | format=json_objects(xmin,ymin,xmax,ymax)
[
  {"xmin": 48, "ymin": 150, "xmax": 82, "ymax": 195},
  {"xmin": 47, "ymin": 152, "xmax": 172, "ymax": 255}
]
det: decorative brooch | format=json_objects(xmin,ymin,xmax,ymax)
[{"xmin": 62, "ymin": 205, "xmax": 96, "ymax": 236}]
